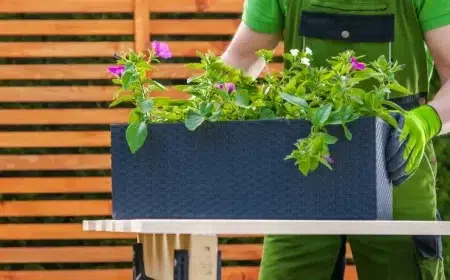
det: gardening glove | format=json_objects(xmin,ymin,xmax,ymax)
[{"xmin": 386, "ymin": 104, "xmax": 442, "ymax": 186}]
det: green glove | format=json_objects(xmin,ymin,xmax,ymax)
[{"xmin": 386, "ymin": 104, "xmax": 442, "ymax": 186}]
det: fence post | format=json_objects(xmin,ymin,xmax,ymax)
[{"xmin": 134, "ymin": 0, "xmax": 150, "ymax": 53}]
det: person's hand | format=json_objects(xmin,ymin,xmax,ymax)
[{"xmin": 386, "ymin": 105, "xmax": 442, "ymax": 186}]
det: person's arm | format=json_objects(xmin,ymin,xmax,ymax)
[
  {"xmin": 221, "ymin": 22, "xmax": 281, "ymax": 79},
  {"xmin": 425, "ymin": 25, "xmax": 450, "ymax": 135},
  {"xmin": 220, "ymin": 0, "xmax": 285, "ymax": 79}
]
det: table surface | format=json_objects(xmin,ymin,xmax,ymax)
[{"xmin": 83, "ymin": 219, "xmax": 450, "ymax": 235}]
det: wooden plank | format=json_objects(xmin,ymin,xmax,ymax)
[
  {"xmin": 0, "ymin": 245, "xmax": 262, "ymax": 263},
  {"xmin": 0, "ymin": 19, "xmax": 240, "ymax": 36},
  {"xmin": 0, "ymin": 177, "xmax": 112, "ymax": 194},
  {"xmin": 151, "ymin": 19, "xmax": 241, "ymax": 35},
  {"xmin": 0, "ymin": 267, "xmax": 266, "ymax": 280},
  {"xmin": 0, "ymin": 131, "xmax": 110, "ymax": 147},
  {"xmin": 134, "ymin": 0, "xmax": 150, "ymax": 53},
  {"xmin": 0, "ymin": 0, "xmax": 134, "ymax": 13},
  {"xmin": 0, "ymin": 42, "xmax": 283, "ymax": 58},
  {"xmin": 0, "ymin": 154, "xmax": 110, "ymax": 171},
  {"xmin": 0, "ymin": 20, "xmax": 133, "ymax": 36},
  {"xmin": 0, "ymin": 200, "xmax": 112, "ymax": 217},
  {"xmin": 150, "ymin": 0, "xmax": 244, "ymax": 13},
  {"xmin": 0, "ymin": 86, "xmax": 187, "ymax": 102},
  {"xmin": 0, "ymin": 223, "xmax": 260, "ymax": 240},
  {"xmin": 0, "ymin": 63, "xmax": 283, "ymax": 80},
  {"xmin": 0, "ymin": 42, "xmax": 133, "ymax": 58},
  {"xmin": 0, "ymin": 223, "xmax": 135, "ymax": 240},
  {"xmin": 0, "ymin": 109, "xmax": 129, "ymax": 125}
]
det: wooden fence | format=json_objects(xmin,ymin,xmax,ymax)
[{"xmin": 0, "ymin": 0, "xmax": 357, "ymax": 279}]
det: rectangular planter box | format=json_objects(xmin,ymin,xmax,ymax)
[{"xmin": 110, "ymin": 117, "xmax": 393, "ymax": 220}]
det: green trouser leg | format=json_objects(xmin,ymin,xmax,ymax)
[{"xmin": 258, "ymin": 143, "xmax": 445, "ymax": 280}]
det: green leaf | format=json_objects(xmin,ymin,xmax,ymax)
[
  {"xmin": 185, "ymin": 63, "xmax": 205, "ymax": 69},
  {"xmin": 324, "ymin": 134, "xmax": 338, "ymax": 144},
  {"xmin": 260, "ymin": 108, "xmax": 276, "ymax": 120},
  {"xmin": 312, "ymin": 104, "xmax": 332, "ymax": 126},
  {"xmin": 185, "ymin": 111, "xmax": 205, "ymax": 131},
  {"xmin": 139, "ymin": 99, "xmax": 153, "ymax": 114},
  {"xmin": 382, "ymin": 100, "xmax": 407, "ymax": 113},
  {"xmin": 150, "ymin": 79, "xmax": 166, "ymax": 91},
  {"xmin": 128, "ymin": 108, "xmax": 142, "ymax": 124},
  {"xmin": 125, "ymin": 121, "xmax": 148, "ymax": 153},
  {"xmin": 235, "ymin": 91, "xmax": 250, "ymax": 108},
  {"xmin": 319, "ymin": 157, "xmax": 333, "ymax": 170},
  {"xmin": 342, "ymin": 123, "xmax": 352, "ymax": 141},
  {"xmin": 298, "ymin": 159, "xmax": 311, "ymax": 176},
  {"xmin": 187, "ymin": 75, "xmax": 202, "ymax": 84},
  {"xmin": 121, "ymin": 70, "xmax": 134, "ymax": 89},
  {"xmin": 377, "ymin": 111, "xmax": 398, "ymax": 128},
  {"xmin": 109, "ymin": 94, "xmax": 135, "ymax": 108},
  {"xmin": 339, "ymin": 105, "xmax": 353, "ymax": 122},
  {"xmin": 279, "ymin": 92, "xmax": 309, "ymax": 109},
  {"xmin": 388, "ymin": 82, "xmax": 410, "ymax": 95}
]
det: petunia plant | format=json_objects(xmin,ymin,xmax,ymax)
[{"xmin": 108, "ymin": 41, "xmax": 409, "ymax": 176}]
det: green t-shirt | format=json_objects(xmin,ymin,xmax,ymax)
[{"xmin": 242, "ymin": 0, "xmax": 450, "ymax": 35}]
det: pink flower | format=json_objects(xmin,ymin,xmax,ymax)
[
  {"xmin": 215, "ymin": 82, "xmax": 236, "ymax": 93},
  {"xmin": 107, "ymin": 65, "xmax": 125, "ymax": 77},
  {"xmin": 151, "ymin": 41, "xmax": 172, "ymax": 59},
  {"xmin": 350, "ymin": 57, "xmax": 366, "ymax": 71}
]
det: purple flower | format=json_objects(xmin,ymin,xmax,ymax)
[
  {"xmin": 107, "ymin": 65, "xmax": 125, "ymax": 77},
  {"xmin": 323, "ymin": 155, "xmax": 335, "ymax": 164},
  {"xmin": 151, "ymin": 41, "xmax": 172, "ymax": 59},
  {"xmin": 350, "ymin": 57, "xmax": 366, "ymax": 71},
  {"xmin": 215, "ymin": 82, "xmax": 236, "ymax": 93}
]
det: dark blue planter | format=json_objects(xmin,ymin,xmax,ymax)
[{"xmin": 110, "ymin": 117, "xmax": 393, "ymax": 220}]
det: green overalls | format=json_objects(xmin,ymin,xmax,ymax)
[{"xmin": 258, "ymin": 0, "xmax": 445, "ymax": 279}]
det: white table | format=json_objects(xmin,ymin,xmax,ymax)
[{"xmin": 83, "ymin": 219, "xmax": 450, "ymax": 280}]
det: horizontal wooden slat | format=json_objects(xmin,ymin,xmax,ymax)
[
  {"xmin": 0, "ymin": 0, "xmax": 134, "ymax": 13},
  {"xmin": 0, "ymin": 63, "xmax": 283, "ymax": 80},
  {"xmin": 0, "ymin": 19, "xmax": 241, "ymax": 36},
  {"xmin": 0, "ymin": 200, "xmax": 111, "ymax": 217},
  {"xmin": 0, "ymin": 267, "xmax": 274, "ymax": 280},
  {"xmin": 0, "ymin": 223, "xmax": 260, "ymax": 240},
  {"xmin": 0, "ymin": 42, "xmax": 283, "ymax": 58},
  {"xmin": 0, "ymin": 20, "xmax": 133, "ymax": 36},
  {"xmin": 0, "ymin": 177, "xmax": 111, "ymax": 194},
  {"xmin": 151, "ymin": 0, "xmax": 244, "ymax": 13},
  {"xmin": 0, "ymin": 86, "xmax": 188, "ymax": 102},
  {"xmin": 0, "ymin": 154, "xmax": 110, "ymax": 171},
  {"xmin": 0, "ymin": 42, "xmax": 133, "ymax": 58},
  {"xmin": 151, "ymin": 19, "xmax": 241, "ymax": 35},
  {"xmin": 0, "ymin": 0, "xmax": 246, "ymax": 13},
  {"xmin": 0, "ymin": 109, "xmax": 129, "ymax": 125},
  {"xmin": 0, "ymin": 244, "xmax": 260, "ymax": 263},
  {"xmin": 0, "ymin": 131, "xmax": 111, "ymax": 147}
]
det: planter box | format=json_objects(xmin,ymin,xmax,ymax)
[{"xmin": 110, "ymin": 117, "xmax": 393, "ymax": 221}]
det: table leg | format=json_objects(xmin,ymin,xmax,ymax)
[{"xmin": 137, "ymin": 233, "xmax": 218, "ymax": 280}]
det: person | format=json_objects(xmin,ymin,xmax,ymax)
[{"xmin": 220, "ymin": 0, "xmax": 450, "ymax": 279}]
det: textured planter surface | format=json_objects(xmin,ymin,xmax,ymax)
[{"xmin": 111, "ymin": 117, "xmax": 392, "ymax": 220}]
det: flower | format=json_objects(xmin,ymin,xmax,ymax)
[
  {"xmin": 107, "ymin": 65, "xmax": 125, "ymax": 77},
  {"xmin": 290, "ymin": 49, "xmax": 300, "ymax": 57},
  {"xmin": 151, "ymin": 41, "xmax": 172, "ymax": 59},
  {"xmin": 350, "ymin": 57, "xmax": 366, "ymax": 71},
  {"xmin": 215, "ymin": 82, "xmax": 236, "ymax": 93},
  {"xmin": 305, "ymin": 47, "xmax": 312, "ymax": 55},
  {"xmin": 300, "ymin": 57, "xmax": 310, "ymax": 66},
  {"xmin": 323, "ymin": 155, "xmax": 335, "ymax": 164}
]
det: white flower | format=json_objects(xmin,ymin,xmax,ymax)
[
  {"xmin": 290, "ymin": 49, "xmax": 300, "ymax": 57},
  {"xmin": 301, "ymin": 57, "xmax": 310, "ymax": 66},
  {"xmin": 305, "ymin": 47, "xmax": 312, "ymax": 55}
]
